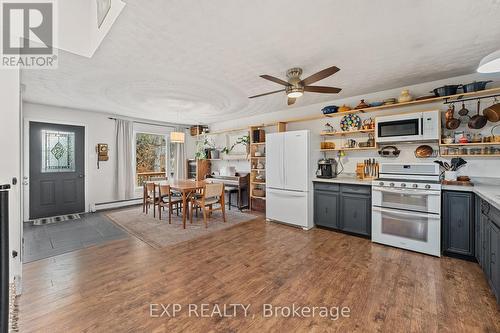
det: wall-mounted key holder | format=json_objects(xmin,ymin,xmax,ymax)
[{"xmin": 96, "ymin": 143, "xmax": 109, "ymax": 169}]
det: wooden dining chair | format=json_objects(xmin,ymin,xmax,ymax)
[
  {"xmin": 144, "ymin": 183, "xmax": 159, "ymax": 217},
  {"xmin": 190, "ymin": 183, "xmax": 225, "ymax": 228},
  {"xmin": 158, "ymin": 184, "xmax": 182, "ymax": 223}
]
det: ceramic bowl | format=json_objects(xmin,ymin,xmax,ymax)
[{"xmin": 321, "ymin": 105, "xmax": 339, "ymax": 115}]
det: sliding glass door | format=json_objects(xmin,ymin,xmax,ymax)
[{"xmin": 135, "ymin": 132, "xmax": 172, "ymax": 186}]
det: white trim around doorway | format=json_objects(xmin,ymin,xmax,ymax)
[{"xmin": 22, "ymin": 118, "xmax": 89, "ymax": 222}]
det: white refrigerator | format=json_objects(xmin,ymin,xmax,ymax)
[{"xmin": 266, "ymin": 130, "xmax": 313, "ymax": 229}]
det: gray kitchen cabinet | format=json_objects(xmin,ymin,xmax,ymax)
[
  {"xmin": 475, "ymin": 198, "xmax": 500, "ymax": 303},
  {"xmin": 442, "ymin": 191, "xmax": 475, "ymax": 259},
  {"xmin": 314, "ymin": 190, "xmax": 339, "ymax": 229},
  {"xmin": 340, "ymin": 193, "xmax": 371, "ymax": 236},
  {"xmin": 489, "ymin": 222, "xmax": 499, "ymax": 301},
  {"xmin": 313, "ymin": 182, "xmax": 371, "ymax": 238},
  {"xmin": 475, "ymin": 196, "xmax": 482, "ymax": 264}
]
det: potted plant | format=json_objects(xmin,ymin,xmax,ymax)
[{"xmin": 222, "ymin": 135, "xmax": 250, "ymax": 156}]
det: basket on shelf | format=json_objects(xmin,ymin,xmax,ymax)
[{"xmin": 252, "ymin": 188, "xmax": 265, "ymax": 197}]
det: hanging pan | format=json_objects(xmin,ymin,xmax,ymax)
[{"xmin": 468, "ymin": 100, "xmax": 488, "ymax": 129}]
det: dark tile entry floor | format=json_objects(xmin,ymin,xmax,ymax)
[{"xmin": 23, "ymin": 212, "xmax": 128, "ymax": 263}]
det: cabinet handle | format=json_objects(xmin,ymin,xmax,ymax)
[{"xmin": 492, "ymin": 252, "xmax": 496, "ymax": 264}]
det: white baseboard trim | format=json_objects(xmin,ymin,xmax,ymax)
[{"xmin": 92, "ymin": 198, "xmax": 142, "ymax": 212}]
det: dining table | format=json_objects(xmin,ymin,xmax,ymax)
[{"xmin": 147, "ymin": 179, "xmax": 206, "ymax": 229}]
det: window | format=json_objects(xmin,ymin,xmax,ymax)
[
  {"xmin": 41, "ymin": 130, "xmax": 75, "ymax": 173},
  {"xmin": 135, "ymin": 133, "xmax": 167, "ymax": 186}
]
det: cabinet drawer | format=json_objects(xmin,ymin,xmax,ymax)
[
  {"xmin": 314, "ymin": 182, "xmax": 339, "ymax": 192},
  {"xmin": 341, "ymin": 184, "xmax": 371, "ymax": 195}
]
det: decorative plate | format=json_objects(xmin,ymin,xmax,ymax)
[{"xmin": 340, "ymin": 114, "xmax": 361, "ymax": 131}]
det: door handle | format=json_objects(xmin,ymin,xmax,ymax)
[{"xmin": 79, "ymin": 174, "xmax": 85, "ymax": 178}]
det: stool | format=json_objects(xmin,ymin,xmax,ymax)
[{"xmin": 224, "ymin": 186, "xmax": 239, "ymax": 210}]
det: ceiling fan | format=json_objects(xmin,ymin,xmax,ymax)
[{"xmin": 249, "ymin": 66, "xmax": 342, "ymax": 105}]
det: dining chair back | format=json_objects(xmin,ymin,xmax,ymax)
[
  {"xmin": 190, "ymin": 183, "xmax": 225, "ymax": 227},
  {"xmin": 145, "ymin": 183, "xmax": 158, "ymax": 217},
  {"xmin": 158, "ymin": 184, "xmax": 182, "ymax": 223},
  {"xmin": 205, "ymin": 183, "xmax": 223, "ymax": 199}
]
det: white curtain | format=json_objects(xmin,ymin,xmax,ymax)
[
  {"xmin": 115, "ymin": 119, "xmax": 134, "ymax": 199},
  {"xmin": 174, "ymin": 128, "xmax": 187, "ymax": 180}
]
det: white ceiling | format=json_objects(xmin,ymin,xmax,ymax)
[{"xmin": 22, "ymin": 0, "xmax": 500, "ymax": 125}]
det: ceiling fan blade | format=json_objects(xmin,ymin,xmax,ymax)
[
  {"xmin": 248, "ymin": 89, "xmax": 285, "ymax": 99},
  {"xmin": 301, "ymin": 66, "xmax": 340, "ymax": 86},
  {"xmin": 260, "ymin": 75, "xmax": 290, "ymax": 86},
  {"xmin": 287, "ymin": 97, "xmax": 296, "ymax": 105},
  {"xmin": 304, "ymin": 86, "xmax": 342, "ymax": 94}
]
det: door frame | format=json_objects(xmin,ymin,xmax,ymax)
[
  {"xmin": 22, "ymin": 118, "xmax": 88, "ymax": 222},
  {"xmin": 132, "ymin": 127, "xmax": 173, "ymax": 193}
]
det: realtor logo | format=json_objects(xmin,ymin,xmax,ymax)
[{"xmin": 1, "ymin": 1, "xmax": 57, "ymax": 68}]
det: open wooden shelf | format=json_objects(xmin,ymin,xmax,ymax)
[
  {"xmin": 250, "ymin": 156, "xmax": 266, "ymax": 159},
  {"xmin": 251, "ymin": 142, "xmax": 266, "ymax": 145},
  {"xmin": 439, "ymin": 142, "xmax": 500, "ymax": 146},
  {"xmin": 320, "ymin": 147, "xmax": 377, "ymax": 152},
  {"xmin": 441, "ymin": 154, "xmax": 500, "ymax": 157},
  {"xmin": 252, "ymin": 180, "xmax": 266, "ymax": 184},
  {"xmin": 320, "ymin": 129, "xmax": 374, "ymax": 136},
  {"xmin": 250, "ymin": 195, "xmax": 266, "ymax": 200},
  {"xmin": 251, "ymin": 169, "xmax": 265, "ymax": 172},
  {"xmin": 320, "ymin": 87, "xmax": 500, "ymax": 119}
]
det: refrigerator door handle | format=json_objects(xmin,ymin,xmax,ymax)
[
  {"xmin": 282, "ymin": 135, "xmax": 286, "ymax": 187},
  {"xmin": 267, "ymin": 188, "xmax": 307, "ymax": 197}
]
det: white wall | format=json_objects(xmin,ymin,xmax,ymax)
[
  {"xmin": 23, "ymin": 103, "xmax": 196, "ymax": 211},
  {"xmin": 24, "ymin": 103, "xmax": 117, "ymax": 209},
  {"xmin": 57, "ymin": 0, "xmax": 126, "ymax": 57},
  {"xmin": 0, "ymin": 68, "xmax": 22, "ymax": 283},
  {"xmin": 211, "ymin": 72, "xmax": 500, "ymax": 178}
]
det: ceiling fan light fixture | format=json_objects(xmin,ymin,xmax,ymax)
[
  {"xmin": 287, "ymin": 91, "xmax": 303, "ymax": 98},
  {"xmin": 286, "ymin": 86, "xmax": 304, "ymax": 98},
  {"xmin": 477, "ymin": 49, "xmax": 500, "ymax": 73}
]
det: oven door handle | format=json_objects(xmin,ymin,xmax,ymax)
[
  {"xmin": 374, "ymin": 187, "xmax": 440, "ymax": 196},
  {"xmin": 372, "ymin": 206, "xmax": 440, "ymax": 219}
]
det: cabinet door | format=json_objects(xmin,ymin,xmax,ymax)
[
  {"xmin": 314, "ymin": 190, "xmax": 339, "ymax": 229},
  {"xmin": 340, "ymin": 193, "xmax": 371, "ymax": 236},
  {"xmin": 442, "ymin": 191, "xmax": 474, "ymax": 258},
  {"xmin": 489, "ymin": 221, "xmax": 499, "ymax": 301},
  {"xmin": 475, "ymin": 196, "xmax": 482, "ymax": 263},
  {"xmin": 484, "ymin": 221, "xmax": 491, "ymax": 281}
]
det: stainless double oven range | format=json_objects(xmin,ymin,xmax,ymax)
[{"xmin": 372, "ymin": 163, "xmax": 441, "ymax": 256}]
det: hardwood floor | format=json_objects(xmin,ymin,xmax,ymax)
[{"xmin": 19, "ymin": 217, "xmax": 500, "ymax": 332}]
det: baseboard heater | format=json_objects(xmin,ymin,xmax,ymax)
[{"xmin": 93, "ymin": 197, "xmax": 142, "ymax": 212}]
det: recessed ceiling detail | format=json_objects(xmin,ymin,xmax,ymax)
[{"xmin": 21, "ymin": 0, "xmax": 500, "ymax": 124}]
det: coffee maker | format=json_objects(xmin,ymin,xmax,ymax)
[{"xmin": 316, "ymin": 158, "xmax": 337, "ymax": 179}]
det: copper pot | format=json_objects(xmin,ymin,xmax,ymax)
[
  {"xmin": 445, "ymin": 104, "xmax": 460, "ymax": 130},
  {"xmin": 468, "ymin": 100, "xmax": 487, "ymax": 129},
  {"xmin": 483, "ymin": 100, "xmax": 500, "ymax": 123}
]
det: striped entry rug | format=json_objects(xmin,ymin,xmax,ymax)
[{"xmin": 31, "ymin": 213, "xmax": 81, "ymax": 226}]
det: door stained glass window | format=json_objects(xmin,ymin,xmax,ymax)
[{"xmin": 41, "ymin": 130, "xmax": 76, "ymax": 173}]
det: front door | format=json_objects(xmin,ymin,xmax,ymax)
[{"xmin": 29, "ymin": 122, "xmax": 85, "ymax": 219}]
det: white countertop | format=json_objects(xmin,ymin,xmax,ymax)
[{"xmin": 313, "ymin": 174, "xmax": 372, "ymax": 186}]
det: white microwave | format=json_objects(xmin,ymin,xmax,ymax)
[{"xmin": 375, "ymin": 110, "xmax": 440, "ymax": 143}]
